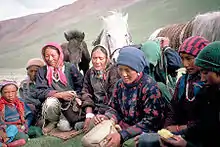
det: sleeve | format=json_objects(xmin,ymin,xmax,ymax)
[
  {"xmin": 19, "ymin": 81, "xmax": 41, "ymax": 106},
  {"xmin": 35, "ymin": 67, "xmax": 57, "ymax": 102},
  {"xmin": 81, "ymin": 69, "xmax": 95, "ymax": 109},
  {"xmin": 0, "ymin": 111, "xmax": 5, "ymax": 127},
  {"xmin": 119, "ymin": 81, "xmax": 165, "ymax": 141},
  {"xmin": 70, "ymin": 64, "xmax": 84, "ymax": 94},
  {"xmin": 107, "ymin": 65, "xmax": 121, "ymax": 98},
  {"xmin": 19, "ymin": 98, "xmax": 33, "ymax": 127},
  {"xmin": 105, "ymin": 81, "xmax": 122, "ymax": 123},
  {"xmin": 164, "ymin": 77, "xmax": 182, "ymax": 127},
  {"xmin": 183, "ymin": 90, "xmax": 204, "ymax": 144}
]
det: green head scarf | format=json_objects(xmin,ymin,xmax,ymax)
[{"xmin": 141, "ymin": 40, "xmax": 161, "ymax": 66}]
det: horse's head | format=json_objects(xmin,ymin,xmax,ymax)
[
  {"xmin": 63, "ymin": 30, "xmax": 85, "ymax": 67},
  {"xmin": 100, "ymin": 11, "xmax": 133, "ymax": 61}
]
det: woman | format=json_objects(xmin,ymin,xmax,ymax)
[
  {"xmin": 19, "ymin": 58, "xmax": 44, "ymax": 125},
  {"xmin": 35, "ymin": 42, "xmax": 84, "ymax": 134},
  {"xmin": 81, "ymin": 45, "xmax": 120, "ymax": 131},
  {"xmin": 0, "ymin": 80, "xmax": 33, "ymax": 146},
  {"xmin": 141, "ymin": 39, "xmax": 181, "ymax": 89},
  {"xmin": 137, "ymin": 36, "xmax": 209, "ymax": 147},
  {"xmin": 164, "ymin": 36, "xmax": 209, "ymax": 133},
  {"xmin": 94, "ymin": 46, "xmax": 165, "ymax": 147},
  {"xmin": 161, "ymin": 41, "xmax": 220, "ymax": 147}
]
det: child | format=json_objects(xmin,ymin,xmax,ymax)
[{"xmin": 0, "ymin": 80, "xmax": 33, "ymax": 146}]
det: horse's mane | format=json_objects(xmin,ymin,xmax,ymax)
[
  {"xmin": 191, "ymin": 11, "xmax": 220, "ymax": 41},
  {"xmin": 92, "ymin": 29, "xmax": 104, "ymax": 46},
  {"xmin": 64, "ymin": 30, "xmax": 85, "ymax": 42}
]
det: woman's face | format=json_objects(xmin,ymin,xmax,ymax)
[
  {"xmin": 92, "ymin": 49, "xmax": 108, "ymax": 71},
  {"xmin": 27, "ymin": 65, "xmax": 40, "ymax": 82},
  {"xmin": 1, "ymin": 84, "xmax": 17, "ymax": 103},
  {"xmin": 44, "ymin": 47, "xmax": 60, "ymax": 67},
  {"xmin": 200, "ymin": 69, "xmax": 220, "ymax": 85},
  {"xmin": 180, "ymin": 53, "xmax": 200, "ymax": 75},
  {"xmin": 118, "ymin": 65, "xmax": 138, "ymax": 84}
]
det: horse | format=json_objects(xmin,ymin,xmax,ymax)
[
  {"xmin": 61, "ymin": 30, "xmax": 91, "ymax": 75},
  {"xmin": 148, "ymin": 11, "xmax": 220, "ymax": 50},
  {"xmin": 93, "ymin": 11, "xmax": 133, "ymax": 62}
]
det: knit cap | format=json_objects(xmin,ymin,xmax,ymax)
[
  {"xmin": 0, "ymin": 80, "xmax": 18, "ymax": 93},
  {"xmin": 195, "ymin": 41, "xmax": 220, "ymax": 73},
  {"xmin": 117, "ymin": 46, "xmax": 149, "ymax": 73},
  {"xmin": 179, "ymin": 36, "xmax": 209, "ymax": 56},
  {"xmin": 26, "ymin": 58, "xmax": 44, "ymax": 69}
]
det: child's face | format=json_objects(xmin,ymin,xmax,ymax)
[
  {"xmin": 27, "ymin": 65, "xmax": 40, "ymax": 81},
  {"xmin": 180, "ymin": 53, "xmax": 200, "ymax": 75},
  {"xmin": 201, "ymin": 69, "xmax": 220, "ymax": 85},
  {"xmin": 1, "ymin": 84, "xmax": 17, "ymax": 102}
]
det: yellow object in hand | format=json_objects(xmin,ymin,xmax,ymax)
[{"xmin": 158, "ymin": 129, "xmax": 174, "ymax": 139}]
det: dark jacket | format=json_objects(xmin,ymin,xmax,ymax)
[
  {"xmin": 184, "ymin": 85, "xmax": 220, "ymax": 147},
  {"xmin": 164, "ymin": 73, "xmax": 202, "ymax": 129},
  {"xmin": 35, "ymin": 62, "xmax": 83, "ymax": 102},
  {"xmin": 81, "ymin": 64, "xmax": 120, "ymax": 114},
  {"xmin": 19, "ymin": 79, "xmax": 41, "ymax": 106}
]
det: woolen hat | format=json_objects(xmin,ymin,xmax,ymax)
[
  {"xmin": 26, "ymin": 58, "xmax": 44, "ymax": 69},
  {"xmin": 195, "ymin": 41, "xmax": 220, "ymax": 73},
  {"xmin": 179, "ymin": 36, "xmax": 209, "ymax": 56}
]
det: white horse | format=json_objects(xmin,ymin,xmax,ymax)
[{"xmin": 93, "ymin": 11, "xmax": 133, "ymax": 62}]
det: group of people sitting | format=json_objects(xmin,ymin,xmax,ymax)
[{"xmin": 0, "ymin": 36, "xmax": 220, "ymax": 147}]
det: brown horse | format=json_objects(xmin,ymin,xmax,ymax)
[
  {"xmin": 61, "ymin": 30, "xmax": 91, "ymax": 75},
  {"xmin": 148, "ymin": 11, "xmax": 220, "ymax": 50}
]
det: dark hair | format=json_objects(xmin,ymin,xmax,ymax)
[
  {"xmin": 43, "ymin": 45, "xmax": 60, "ymax": 56},
  {"xmin": 91, "ymin": 45, "xmax": 108, "ymax": 58}
]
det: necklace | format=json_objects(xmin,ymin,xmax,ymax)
[{"xmin": 185, "ymin": 82, "xmax": 195, "ymax": 102}]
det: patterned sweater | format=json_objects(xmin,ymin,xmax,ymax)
[{"xmin": 105, "ymin": 73, "xmax": 165, "ymax": 142}]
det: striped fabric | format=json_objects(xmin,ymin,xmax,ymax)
[{"xmin": 179, "ymin": 36, "xmax": 209, "ymax": 56}]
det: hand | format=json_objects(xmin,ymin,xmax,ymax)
[
  {"xmin": 0, "ymin": 129, "xmax": 7, "ymax": 141},
  {"xmin": 160, "ymin": 135, "xmax": 187, "ymax": 147},
  {"xmin": 83, "ymin": 118, "xmax": 91, "ymax": 132},
  {"xmin": 134, "ymin": 135, "xmax": 140, "ymax": 147},
  {"xmin": 75, "ymin": 97, "xmax": 82, "ymax": 106},
  {"xmin": 94, "ymin": 114, "xmax": 108, "ymax": 125},
  {"xmin": 159, "ymin": 37, "xmax": 170, "ymax": 49},
  {"xmin": 105, "ymin": 132, "xmax": 121, "ymax": 147}
]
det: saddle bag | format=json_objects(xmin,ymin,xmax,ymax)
[{"xmin": 81, "ymin": 120, "xmax": 120, "ymax": 147}]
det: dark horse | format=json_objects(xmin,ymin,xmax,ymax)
[{"xmin": 61, "ymin": 30, "xmax": 91, "ymax": 75}]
